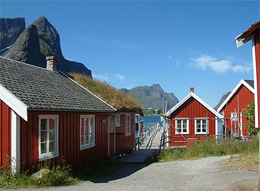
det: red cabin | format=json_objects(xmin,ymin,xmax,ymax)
[
  {"xmin": 236, "ymin": 20, "xmax": 260, "ymax": 128},
  {"xmin": 165, "ymin": 88, "xmax": 223, "ymax": 147},
  {"xmin": 217, "ymin": 79, "xmax": 254, "ymax": 138},
  {"xmin": 0, "ymin": 56, "xmax": 136, "ymax": 173}
]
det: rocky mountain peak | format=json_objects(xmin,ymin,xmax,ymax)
[
  {"xmin": 0, "ymin": 17, "xmax": 25, "ymax": 50},
  {"xmin": 1, "ymin": 16, "xmax": 92, "ymax": 76},
  {"xmin": 3, "ymin": 24, "xmax": 44, "ymax": 67}
]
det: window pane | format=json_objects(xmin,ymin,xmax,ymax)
[
  {"xmin": 41, "ymin": 143, "xmax": 47, "ymax": 154},
  {"xmin": 49, "ymin": 119, "xmax": 55, "ymax": 129},
  {"xmin": 183, "ymin": 120, "xmax": 187, "ymax": 132},
  {"xmin": 81, "ymin": 118, "xmax": 84, "ymax": 128},
  {"xmin": 177, "ymin": 120, "xmax": 181, "ymax": 132},
  {"xmin": 81, "ymin": 127, "xmax": 84, "ymax": 135},
  {"xmin": 49, "ymin": 131, "xmax": 55, "ymax": 141},
  {"xmin": 49, "ymin": 141, "xmax": 55, "ymax": 152},
  {"xmin": 41, "ymin": 131, "xmax": 47, "ymax": 142},
  {"xmin": 81, "ymin": 136, "xmax": 84, "ymax": 145},
  {"xmin": 41, "ymin": 119, "xmax": 47, "ymax": 130},
  {"xmin": 202, "ymin": 120, "xmax": 207, "ymax": 132},
  {"xmin": 196, "ymin": 120, "xmax": 201, "ymax": 132}
]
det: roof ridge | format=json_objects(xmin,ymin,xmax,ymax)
[{"xmin": 0, "ymin": 56, "xmax": 53, "ymax": 72}]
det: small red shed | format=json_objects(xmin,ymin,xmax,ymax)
[
  {"xmin": 165, "ymin": 88, "xmax": 223, "ymax": 147},
  {"xmin": 217, "ymin": 79, "xmax": 254, "ymax": 137},
  {"xmin": 0, "ymin": 56, "xmax": 117, "ymax": 173},
  {"xmin": 236, "ymin": 20, "xmax": 260, "ymax": 128}
]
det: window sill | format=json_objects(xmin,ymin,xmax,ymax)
[
  {"xmin": 125, "ymin": 133, "xmax": 131, "ymax": 137},
  {"xmin": 175, "ymin": 132, "xmax": 189, "ymax": 135},
  {"xmin": 195, "ymin": 132, "xmax": 208, "ymax": 135},
  {"xmin": 80, "ymin": 144, "xmax": 95, "ymax": 150},
  {"xmin": 39, "ymin": 153, "xmax": 59, "ymax": 161}
]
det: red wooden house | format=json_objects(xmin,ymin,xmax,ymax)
[
  {"xmin": 0, "ymin": 56, "xmax": 137, "ymax": 173},
  {"xmin": 165, "ymin": 88, "xmax": 223, "ymax": 147},
  {"xmin": 236, "ymin": 20, "xmax": 260, "ymax": 129},
  {"xmin": 217, "ymin": 79, "xmax": 254, "ymax": 138}
]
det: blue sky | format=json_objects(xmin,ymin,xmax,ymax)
[{"xmin": 1, "ymin": 0, "xmax": 260, "ymax": 107}]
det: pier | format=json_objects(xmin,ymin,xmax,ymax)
[{"xmin": 119, "ymin": 124, "xmax": 164, "ymax": 163}]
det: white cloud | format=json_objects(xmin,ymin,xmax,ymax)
[
  {"xmin": 192, "ymin": 55, "xmax": 231, "ymax": 73},
  {"xmin": 231, "ymin": 65, "xmax": 252, "ymax": 73},
  {"xmin": 115, "ymin": 73, "xmax": 125, "ymax": 81},
  {"xmin": 168, "ymin": 55, "xmax": 173, "ymax": 60},
  {"xmin": 192, "ymin": 54, "xmax": 251, "ymax": 74}
]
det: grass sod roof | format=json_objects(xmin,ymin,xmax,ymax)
[{"xmin": 69, "ymin": 73, "xmax": 143, "ymax": 114}]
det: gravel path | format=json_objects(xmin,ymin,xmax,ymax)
[{"xmin": 3, "ymin": 156, "xmax": 258, "ymax": 191}]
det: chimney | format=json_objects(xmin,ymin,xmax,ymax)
[
  {"xmin": 46, "ymin": 56, "xmax": 57, "ymax": 71},
  {"xmin": 190, "ymin": 87, "xmax": 194, "ymax": 93}
]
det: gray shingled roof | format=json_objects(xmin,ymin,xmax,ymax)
[
  {"xmin": 244, "ymin": 80, "xmax": 254, "ymax": 89},
  {"xmin": 0, "ymin": 56, "xmax": 116, "ymax": 112}
]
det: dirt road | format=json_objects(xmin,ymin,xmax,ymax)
[{"xmin": 4, "ymin": 156, "xmax": 258, "ymax": 191}]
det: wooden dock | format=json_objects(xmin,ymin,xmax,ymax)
[{"xmin": 119, "ymin": 127, "xmax": 163, "ymax": 163}]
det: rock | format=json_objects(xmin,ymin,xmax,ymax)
[
  {"xmin": 3, "ymin": 24, "xmax": 45, "ymax": 67},
  {"xmin": 1, "ymin": 16, "xmax": 92, "ymax": 77},
  {"xmin": 31, "ymin": 169, "xmax": 50, "ymax": 179},
  {"xmin": 0, "ymin": 18, "xmax": 25, "ymax": 50}
]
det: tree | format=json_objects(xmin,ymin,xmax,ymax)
[{"xmin": 242, "ymin": 100, "xmax": 258, "ymax": 135}]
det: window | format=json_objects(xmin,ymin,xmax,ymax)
[
  {"xmin": 175, "ymin": 119, "xmax": 189, "ymax": 134},
  {"xmin": 125, "ymin": 115, "xmax": 131, "ymax": 136},
  {"xmin": 39, "ymin": 115, "xmax": 59, "ymax": 160},
  {"xmin": 80, "ymin": 115, "xmax": 95, "ymax": 150},
  {"xmin": 195, "ymin": 119, "xmax": 208, "ymax": 134},
  {"xmin": 115, "ymin": 115, "xmax": 120, "ymax": 127}
]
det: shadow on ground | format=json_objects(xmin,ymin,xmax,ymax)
[{"xmin": 91, "ymin": 163, "xmax": 149, "ymax": 183}]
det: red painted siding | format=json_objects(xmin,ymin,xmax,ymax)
[
  {"xmin": 254, "ymin": 29, "xmax": 260, "ymax": 128},
  {"xmin": 220, "ymin": 85, "xmax": 254, "ymax": 136},
  {"xmin": 115, "ymin": 114, "xmax": 135, "ymax": 155},
  {"xmin": 20, "ymin": 111, "xmax": 111, "ymax": 172},
  {"xmin": 0, "ymin": 100, "xmax": 12, "ymax": 170},
  {"xmin": 169, "ymin": 97, "xmax": 216, "ymax": 147}
]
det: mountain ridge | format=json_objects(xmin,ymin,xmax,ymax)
[
  {"xmin": 120, "ymin": 84, "xmax": 179, "ymax": 110},
  {"xmin": 0, "ymin": 16, "xmax": 92, "ymax": 76}
]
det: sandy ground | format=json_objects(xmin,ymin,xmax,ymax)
[{"xmin": 3, "ymin": 156, "xmax": 258, "ymax": 191}]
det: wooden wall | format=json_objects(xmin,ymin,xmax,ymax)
[
  {"xmin": 0, "ymin": 100, "xmax": 12, "ymax": 169},
  {"xmin": 115, "ymin": 114, "xmax": 135, "ymax": 155},
  {"xmin": 20, "ymin": 111, "xmax": 111, "ymax": 172},
  {"xmin": 221, "ymin": 85, "xmax": 254, "ymax": 136},
  {"xmin": 169, "ymin": 97, "xmax": 216, "ymax": 147}
]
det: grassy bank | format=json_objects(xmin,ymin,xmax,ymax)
[
  {"xmin": 157, "ymin": 137, "xmax": 258, "ymax": 163},
  {"xmin": 0, "ymin": 160, "xmax": 119, "ymax": 189}
]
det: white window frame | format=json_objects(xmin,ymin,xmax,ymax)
[
  {"xmin": 80, "ymin": 115, "xmax": 95, "ymax": 150},
  {"xmin": 195, "ymin": 118, "xmax": 208, "ymax": 134},
  {"xmin": 115, "ymin": 115, "xmax": 120, "ymax": 127},
  {"xmin": 175, "ymin": 118, "xmax": 189, "ymax": 134},
  {"xmin": 39, "ymin": 115, "xmax": 59, "ymax": 161},
  {"xmin": 125, "ymin": 115, "xmax": 131, "ymax": 136}
]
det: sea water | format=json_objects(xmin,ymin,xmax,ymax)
[{"xmin": 135, "ymin": 115, "xmax": 162, "ymax": 137}]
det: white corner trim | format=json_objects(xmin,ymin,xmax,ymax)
[
  {"xmin": 59, "ymin": 71, "xmax": 117, "ymax": 112},
  {"xmin": 215, "ymin": 117, "xmax": 218, "ymax": 137},
  {"xmin": 11, "ymin": 111, "xmax": 20, "ymax": 174},
  {"xmin": 252, "ymin": 36, "xmax": 259, "ymax": 128},
  {"xmin": 0, "ymin": 84, "xmax": 28, "ymax": 121},
  {"xmin": 167, "ymin": 92, "xmax": 223, "ymax": 119},
  {"xmin": 217, "ymin": 79, "xmax": 255, "ymax": 113}
]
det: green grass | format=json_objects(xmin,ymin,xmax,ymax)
[
  {"xmin": 69, "ymin": 73, "xmax": 143, "ymax": 113},
  {"xmin": 158, "ymin": 137, "xmax": 259, "ymax": 162},
  {"xmin": 0, "ymin": 160, "xmax": 119, "ymax": 189}
]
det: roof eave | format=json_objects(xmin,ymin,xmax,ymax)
[
  {"xmin": 217, "ymin": 79, "xmax": 255, "ymax": 112},
  {"xmin": 0, "ymin": 84, "xmax": 28, "ymax": 121},
  {"xmin": 167, "ymin": 92, "xmax": 223, "ymax": 119}
]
